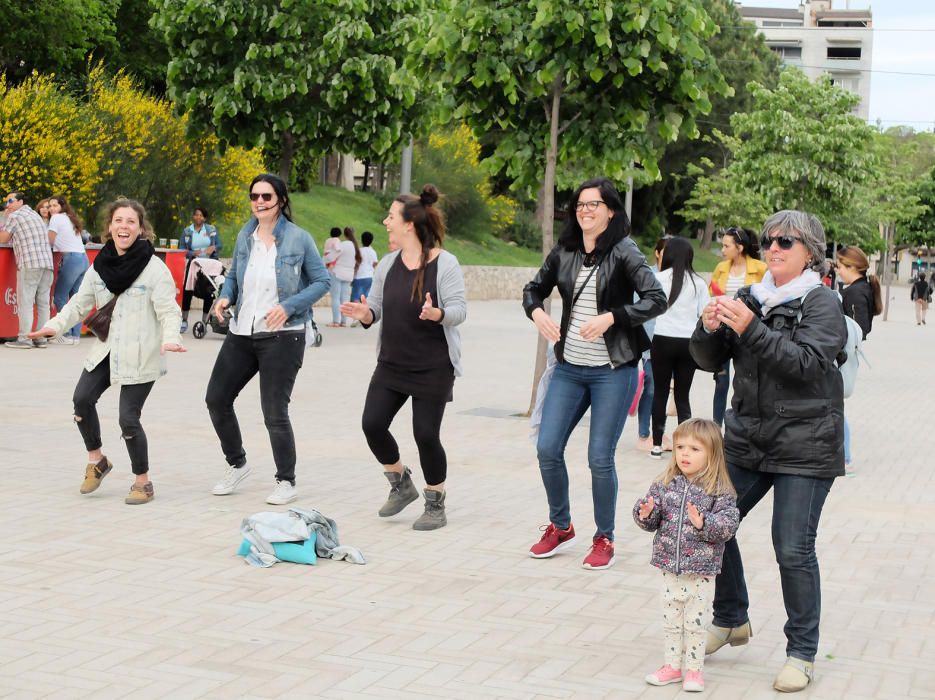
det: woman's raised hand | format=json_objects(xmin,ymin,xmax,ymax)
[
  {"xmin": 419, "ymin": 292, "xmax": 442, "ymax": 322},
  {"xmin": 341, "ymin": 295, "xmax": 372, "ymax": 323},
  {"xmin": 531, "ymin": 308, "xmax": 561, "ymax": 343},
  {"xmin": 215, "ymin": 297, "xmax": 231, "ymax": 323},
  {"xmin": 702, "ymin": 298, "xmax": 722, "ymax": 332}
]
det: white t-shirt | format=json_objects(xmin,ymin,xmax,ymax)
[
  {"xmin": 49, "ymin": 213, "xmax": 85, "ymax": 253},
  {"xmin": 332, "ymin": 239, "xmax": 357, "ymax": 282},
  {"xmin": 653, "ymin": 268, "xmax": 710, "ymax": 338},
  {"xmin": 354, "ymin": 246, "xmax": 378, "ymax": 279},
  {"xmin": 725, "ymin": 272, "xmax": 745, "ymax": 297},
  {"xmin": 562, "ymin": 263, "xmax": 611, "ymax": 367}
]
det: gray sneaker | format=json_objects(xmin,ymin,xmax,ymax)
[
  {"xmin": 379, "ymin": 467, "xmax": 419, "ymax": 517},
  {"xmin": 412, "ymin": 489, "xmax": 447, "ymax": 531},
  {"xmin": 32, "ymin": 338, "xmax": 48, "ymax": 348},
  {"xmin": 5, "ymin": 339, "xmax": 34, "ymax": 349}
]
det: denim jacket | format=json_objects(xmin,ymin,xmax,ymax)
[
  {"xmin": 633, "ymin": 475, "xmax": 739, "ymax": 576},
  {"xmin": 179, "ymin": 223, "xmax": 222, "ymax": 259},
  {"xmin": 219, "ymin": 215, "xmax": 330, "ymax": 328}
]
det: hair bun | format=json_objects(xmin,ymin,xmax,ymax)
[{"xmin": 419, "ymin": 184, "xmax": 439, "ymax": 207}]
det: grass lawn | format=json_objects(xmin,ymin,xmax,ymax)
[{"xmin": 215, "ymin": 184, "xmax": 721, "ymax": 271}]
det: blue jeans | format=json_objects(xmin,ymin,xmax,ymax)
[
  {"xmin": 713, "ymin": 463, "xmax": 834, "ymax": 662},
  {"xmin": 350, "ymin": 277, "xmax": 372, "ymax": 305},
  {"xmin": 330, "ymin": 273, "xmax": 351, "ymax": 324},
  {"xmin": 536, "ymin": 362, "xmax": 638, "ymax": 540},
  {"xmin": 712, "ymin": 360, "xmax": 731, "ymax": 427},
  {"xmin": 637, "ymin": 357, "xmax": 653, "ymax": 439},
  {"xmin": 54, "ymin": 253, "xmax": 89, "ymax": 337}
]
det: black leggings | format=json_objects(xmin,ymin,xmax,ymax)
[
  {"xmin": 361, "ymin": 382, "xmax": 449, "ymax": 486},
  {"xmin": 73, "ymin": 358, "xmax": 155, "ymax": 474},
  {"xmin": 650, "ymin": 334, "xmax": 698, "ymax": 446}
]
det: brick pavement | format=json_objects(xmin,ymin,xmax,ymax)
[{"xmin": 1, "ymin": 290, "xmax": 933, "ymax": 699}]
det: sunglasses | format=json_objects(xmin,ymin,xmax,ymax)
[
  {"xmin": 249, "ymin": 192, "xmax": 274, "ymax": 202},
  {"xmin": 761, "ymin": 234, "xmax": 802, "ymax": 251}
]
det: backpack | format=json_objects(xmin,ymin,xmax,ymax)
[{"xmin": 797, "ymin": 287, "xmax": 868, "ymax": 399}]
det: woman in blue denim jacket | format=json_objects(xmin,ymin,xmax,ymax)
[
  {"xmin": 205, "ymin": 173, "xmax": 330, "ymax": 506},
  {"xmin": 179, "ymin": 207, "xmax": 222, "ymax": 332}
]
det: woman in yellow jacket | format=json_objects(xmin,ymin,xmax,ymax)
[{"xmin": 709, "ymin": 227, "xmax": 767, "ymax": 426}]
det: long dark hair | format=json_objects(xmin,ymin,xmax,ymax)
[
  {"xmin": 723, "ymin": 226, "xmax": 760, "ymax": 261},
  {"xmin": 838, "ymin": 245, "xmax": 883, "ymax": 316},
  {"xmin": 557, "ymin": 177, "xmax": 630, "ymax": 254},
  {"xmin": 659, "ymin": 236, "xmax": 701, "ymax": 308},
  {"xmin": 344, "ymin": 226, "xmax": 362, "ymax": 271},
  {"xmin": 395, "ymin": 183, "xmax": 445, "ymax": 302},
  {"xmin": 249, "ymin": 173, "xmax": 292, "ymax": 222},
  {"xmin": 52, "ymin": 195, "xmax": 83, "ymax": 233}
]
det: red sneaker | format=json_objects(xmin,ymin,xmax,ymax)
[
  {"xmin": 529, "ymin": 523, "xmax": 576, "ymax": 558},
  {"xmin": 581, "ymin": 535, "xmax": 615, "ymax": 570}
]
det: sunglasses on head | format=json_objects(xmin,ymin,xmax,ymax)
[
  {"xmin": 761, "ymin": 234, "xmax": 802, "ymax": 251},
  {"xmin": 249, "ymin": 192, "xmax": 274, "ymax": 202}
]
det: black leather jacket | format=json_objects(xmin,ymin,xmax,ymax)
[
  {"xmin": 841, "ymin": 276, "xmax": 874, "ymax": 339},
  {"xmin": 522, "ymin": 238, "xmax": 666, "ymax": 367},
  {"xmin": 690, "ymin": 284, "xmax": 847, "ymax": 479}
]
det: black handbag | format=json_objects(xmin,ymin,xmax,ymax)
[{"xmin": 84, "ymin": 295, "xmax": 119, "ymax": 341}]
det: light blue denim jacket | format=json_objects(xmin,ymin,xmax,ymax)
[{"xmin": 220, "ymin": 215, "xmax": 330, "ymax": 328}]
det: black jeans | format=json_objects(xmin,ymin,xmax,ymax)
[
  {"xmin": 73, "ymin": 358, "xmax": 155, "ymax": 475},
  {"xmin": 361, "ymin": 382, "xmax": 449, "ymax": 486},
  {"xmin": 205, "ymin": 331, "xmax": 305, "ymax": 484},
  {"xmin": 650, "ymin": 334, "xmax": 698, "ymax": 445},
  {"xmin": 713, "ymin": 463, "xmax": 834, "ymax": 662}
]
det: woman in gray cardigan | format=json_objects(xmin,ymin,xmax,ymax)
[{"xmin": 341, "ymin": 184, "xmax": 466, "ymax": 531}]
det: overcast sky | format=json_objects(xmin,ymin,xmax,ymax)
[{"xmin": 740, "ymin": 1, "xmax": 935, "ymax": 130}]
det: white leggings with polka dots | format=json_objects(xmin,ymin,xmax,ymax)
[{"xmin": 660, "ymin": 570, "xmax": 715, "ymax": 671}]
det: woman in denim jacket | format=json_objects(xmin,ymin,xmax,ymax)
[
  {"xmin": 178, "ymin": 207, "xmax": 222, "ymax": 332},
  {"xmin": 206, "ymin": 173, "xmax": 330, "ymax": 506}
]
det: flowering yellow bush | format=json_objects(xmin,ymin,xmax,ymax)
[{"xmin": 0, "ymin": 65, "xmax": 263, "ymax": 240}]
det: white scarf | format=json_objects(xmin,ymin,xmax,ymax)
[{"xmin": 749, "ymin": 269, "xmax": 822, "ymax": 316}]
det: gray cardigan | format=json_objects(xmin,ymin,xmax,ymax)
[{"xmin": 364, "ymin": 249, "xmax": 467, "ymax": 376}]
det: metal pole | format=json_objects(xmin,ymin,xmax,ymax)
[
  {"xmin": 400, "ymin": 138, "xmax": 413, "ymax": 195},
  {"xmin": 625, "ymin": 174, "xmax": 633, "ymax": 221}
]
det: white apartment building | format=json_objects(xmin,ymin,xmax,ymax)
[{"xmin": 737, "ymin": 1, "xmax": 873, "ymax": 120}]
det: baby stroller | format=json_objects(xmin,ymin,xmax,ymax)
[{"xmin": 188, "ymin": 259, "xmax": 230, "ymax": 339}]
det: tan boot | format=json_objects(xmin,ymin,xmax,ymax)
[
  {"xmin": 773, "ymin": 657, "xmax": 813, "ymax": 692},
  {"xmin": 705, "ymin": 620, "xmax": 752, "ymax": 655},
  {"xmin": 125, "ymin": 482, "xmax": 154, "ymax": 505},
  {"xmin": 80, "ymin": 457, "xmax": 113, "ymax": 494}
]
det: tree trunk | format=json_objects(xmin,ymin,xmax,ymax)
[
  {"xmin": 361, "ymin": 159, "xmax": 371, "ymax": 192},
  {"xmin": 278, "ymin": 130, "xmax": 295, "ymax": 184},
  {"xmin": 700, "ymin": 218, "xmax": 715, "ymax": 250},
  {"xmin": 337, "ymin": 154, "xmax": 355, "ymax": 191},
  {"xmin": 882, "ymin": 223, "xmax": 893, "ymax": 321},
  {"xmin": 526, "ymin": 80, "xmax": 562, "ymax": 417}
]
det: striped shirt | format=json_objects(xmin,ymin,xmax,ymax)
[
  {"xmin": 3, "ymin": 206, "xmax": 53, "ymax": 270},
  {"xmin": 725, "ymin": 272, "xmax": 745, "ymax": 298},
  {"xmin": 563, "ymin": 263, "xmax": 611, "ymax": 367}
]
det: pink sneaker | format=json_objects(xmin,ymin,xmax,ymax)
[
  {"xmin": 581, "ymin": 536, "xmax": 615, "ymax": 570},
  {"xmin": 529, "ymin": 523, "xmax": 576, "ymax": 558},
  {"xmin": 645, "ymin": 665, "xmax": 682, "ymax": 686},
  {"xmin": 683, "ymin": 669, "xmax": 704, "ymax": 692}
]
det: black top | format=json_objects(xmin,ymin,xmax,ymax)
[
  {"xmin": 841, "ymin": 276, "xmax": 874, "ymax": 339},
  {"xmin": 372, "ymin": 255, "xmax": 453, "ymax": 400}
]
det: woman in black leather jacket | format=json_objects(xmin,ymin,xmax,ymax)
[
  {"xmin": 690, "ymin": 210, "xmax": 847, "ymax": 693},
  {"xmin": 522, "ymin": 176, "xmax": 665, "ymax": 571}
]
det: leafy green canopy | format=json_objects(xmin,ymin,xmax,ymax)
[
  {"xmin": 682, "ymin": 69, "xmax": 877, "ymax": 232},
  {"xmin": 423, "ymin": 0, "xmax": 729, "ymax": 196},
  {"xmin": 153, "ymin": 0, "xmax": 429, "ymax": 168}
]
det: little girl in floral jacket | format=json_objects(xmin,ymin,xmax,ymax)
[{"xmin": 634, "ymin": 418, "xmax": 739, "ymax": 693}]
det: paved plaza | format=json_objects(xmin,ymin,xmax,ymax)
[{"xmin": 1, "ymin": 290, "xmax": 933, "ymax": 699}]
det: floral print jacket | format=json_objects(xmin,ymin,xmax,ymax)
[{"xmin": 633, "ymin": 475, "xmax": 740, "ymax": 576}]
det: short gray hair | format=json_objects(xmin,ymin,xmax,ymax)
[{"xmin": 760, "ymin": 210, "xmax": 827, "ymax": 275}]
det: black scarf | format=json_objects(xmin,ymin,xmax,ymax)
[{"xmin": 93, "ymin": 239, "xmax": 155, "ymax": 294}]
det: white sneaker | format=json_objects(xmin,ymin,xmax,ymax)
[
  {"xmin": 212, "ymin": 464, "xmax": 251, "ymax": 495},
  {"xmin": 51, "ymin": 336, "xmax": 75, "ymax": 345},
  {"xmin": 266, "ymin": 479, "xmax": 297, "ymax": 505}
]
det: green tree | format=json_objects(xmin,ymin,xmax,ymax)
[
  {"xmin": 681, "ymin": 69, "xmax": 877, "ymax": 234},
  {"xmin": 423, "ymin": 0, "xmax": 729, "ymax": 410},
  {"xmin": 907, "ymin": 167, "xmax": 935, "ymax": 249},
  {"xmin": 633, "ymin": 0, "xmax": 781, "ymax": 241},
  {"xmin": 152, "ymin": 0, "xmax": 430, "ymax": 182}
]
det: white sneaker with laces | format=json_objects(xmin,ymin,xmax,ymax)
[
  {"xmin": 212, "ymin": 464, "xmax": 252, "ymax": 495},
  {"xmin": 51, "ymin": 336, "xmax": 75, "ymax": 345},
  {"xmin": 266, "ymin": 479, "xmax": 297, "ymax": 505}
]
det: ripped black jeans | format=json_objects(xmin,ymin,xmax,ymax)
[{"xmin": 73, "ymin": 357, "xmax": 155, "ymax": 475}]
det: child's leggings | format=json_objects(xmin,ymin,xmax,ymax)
[{"xmin": 661, "ymin": 570, "xmax": 715, "ymax": 671}]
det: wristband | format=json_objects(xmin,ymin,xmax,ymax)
[{"xmin": 437, "ymin": 308, "xmax": 445, "ymax": 323}]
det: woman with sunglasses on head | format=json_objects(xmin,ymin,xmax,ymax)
[
  {"xmin": 341, "ymin": 184, "xmax": 465, "ymax": 531},
  {"xmin": 690, "ymin": 210, "xmax": 847, "ymax": 693},
  {"xmin": 708, "ymin": 227, "xmax": 767, "ymax": 427},
  {"xmin": 522, "ymin": 177, "xmax": 666, "ymax": 570},
  {"xmin": 834, "ymin": 246, "xmax": 882, "ymax": 470},
  {"xmin": 206, "ymin": 173, "xmax": 330, "ymax": 505}
]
